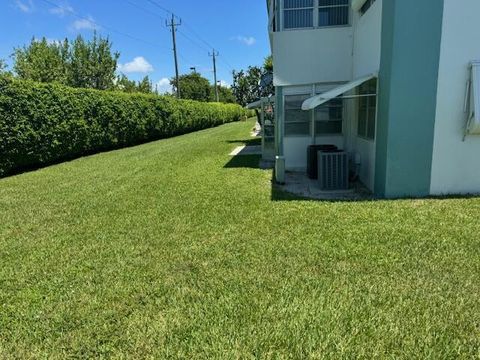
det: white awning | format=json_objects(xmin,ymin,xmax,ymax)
[
  {"xmin": 246, "ymin": 97, "xmax": 275, "ymax": 109},
  {"xmin": 352, "ymin": 0, "xmax": 368, "ymax": 12},
  {"xmin": 301, "ymin": 73, "xmax": 378, "ymax": 111}
]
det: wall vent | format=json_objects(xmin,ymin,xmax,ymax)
[{"xmin": 318, "ymin": 151, "xmax": 349, "ymax": 191}]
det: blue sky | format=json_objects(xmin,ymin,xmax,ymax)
[{"xmin": 0, "ymin": 0, "xmax": 269, "ymax": 92}]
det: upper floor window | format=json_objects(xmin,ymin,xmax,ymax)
[
  {"xmin": 283, "ymin": 0, "xmax": 314, "ymax": 29},
  {"xmin": 318, "ymin": 0, "xmax": 349, "ymax": 27},
  {"xmin": 283, "ymin": 0, "xmax": 349, "ymax": 30}
]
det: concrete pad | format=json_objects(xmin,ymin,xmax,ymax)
[
  {"xmin": 229, "ymin": 145, "xmax": 262, "ymax": 156},
  {"xmin": 276, "ymin": 172, "xmax": 374, "ymax": 201},
  {"xmin": 251, "ymin": 123, "xmax": 261, "ymax": 137}
]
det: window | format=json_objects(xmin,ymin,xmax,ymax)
[
  {"xmin": 318, "ymin": 0, "xmax": 350, "ymax": 27},
  {"xmin": 357, "ymin": 79, "xmax": 377, "ymax": 140},
  {"xmin": 283, "ymin": 0, "xmax": 349, "ymax": 30},
  {"xmin": 315, "ymin": 98, "xmax": 344, "ymax": 135},
  {"xmin": 284, "ymin": 89, "xmax": 344, "ymax": 137},
  {"xmin": 360, "ymin": 0, "xmax": 376, "ymax": 15},
  {"xmin": 285, "ymin": 94, "xmax": 311, "ymax": 136},
  {"xmin": 283, "ymin": 0, "xmax": 314, "ymax": 29}
]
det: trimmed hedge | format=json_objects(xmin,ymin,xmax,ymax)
[{"xmin": 0, "ymin": 76, "xmax": 247, "ymax": 176}]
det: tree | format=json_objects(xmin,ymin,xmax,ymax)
[
  {"xmin": 0, "ymin": 59, "xmax": 8, "ymax": 75},
  {"xmin": 231, "ymin": 55, "xmax": 274, "ymax": 106},
  {"xmin": 231, "ymin": 66, "xmax": 263, "ymax": 107},
  {"xmin": 115, "ymin": 74, "xmax": 154, "ymax": 94},
  {"xmin": 12, "ymin": 33, "xmax": 119, "ymax": 90},
  {"xmin": 0, "ymin": 59, "xmax": 6, "ymax": 72},
  {"xmin": 214, "ymin": 85, "xmax": 236, "ymax": 103},
  {"xmin": 68, "ymin": 33, "xmax": 119, "ymax": 90},
  {"xmin": 264, "ymin": 55, "xmax": 273, "ymax": 72},
  {"xmin": 137, "ymin": 76, "xmax": 153, "ymax": 94},
  {"xmin": 171, "ymin": 72, "xmax": 212, "ymax": 102},
  {"xmin": 13, "ymin": 37, "xmax": 68, "ymax": 84},
  {"xmin": 116, "ymin": 74, "xmax": 137, "ymax": 93}
]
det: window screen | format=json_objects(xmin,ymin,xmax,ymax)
[
  {"xmin": 284, "ymin": 0, "xmax": 314, "ymax": 29},
  {"xmin": 315, "ymin": 98, "xmax": 344, "ymax": 135},
  {"xmin": 285, "ymin": 94, "xmax": 312, "ymax": 136},
  {"xmin": 318, "ymin": 0, "xmax": 349, "ymax": 27},
  {"xmin": 357, "ymin": 79, "xmax": 377, "ymax": 140}
]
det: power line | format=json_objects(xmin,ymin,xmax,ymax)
[
  {"xmin": 177, "ymin": 30, "xmax": 210, "ymax": 53},
  {"xmin": 38, "ymin": 0, "xmax": 170, "ymax": 52},
  {"xmin": 121, "ymin": 0, "xmax": 206, "ymax": 73},
  {"xmin": 182, "ymin": 22, "xmax": 215, "ymax": 51},
  {"xmin": 140, "ymin": 0, "xmax": 236, "ymax": 73},
  {"xmin": 144, "ymin": 0, "xmax": 174, "ymax": 16},
  {"xmin": 123, "ymin": 0, "xmax": 167, "ymax": 22},
  {"xmin": 123, "ymin": 0, "xmax": 212, "ymax": 63}
]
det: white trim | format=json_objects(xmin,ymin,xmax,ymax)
[
  {"xmin": 302, "ymin": 73, "xmax": 377, "ymax": 110},
  {"xmin": 246, "ymin": 97, "xmax": 276, "ymax": 109}
]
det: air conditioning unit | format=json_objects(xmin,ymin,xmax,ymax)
[
  {"xmin": 306, "ymin": 144, "xmax": 338, "ymax": 180},
  {"xmin": 318, "ymin": 151, "xmax": 349, "ymax": 191}
]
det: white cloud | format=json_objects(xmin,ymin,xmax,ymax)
[
  {"xmin": 70, "ymin": 16, "xmax": 97, "ymax": 31},
  {"xmin": 155, "ymin": 78, "xmax": 172, "ymax": 94},
  {"xmin": 49, "ymin": 2, "xmax": 73, "ymax": 17},
  {"xmin": 118, "ymin": 57, "xmax": 154, "ymax": 74},
  {"xmin": 231, "ymin": 35, "xmax": 256, "ymax": 46},
  {"xmin": 15, "ymin": 0, "xmax": 34, "ymax": 13},
  {"xmin": 218, "ymin": 80, "xmax": 230, "ymax": 88}
]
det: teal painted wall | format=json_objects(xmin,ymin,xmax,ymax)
[{"xmin": 375, "ymin": 0, "xmax": 444, "ymax": 198}]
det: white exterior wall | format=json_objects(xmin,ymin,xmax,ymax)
[
  {"xmin": 273, "ymin": 28, "xmax": 353, "ymax": 86},
  {"xmin": 430, "ymin": 0, "xmax": 480, "ymax": 195},
  {"xmin": 272, "ymin": 0, "xmax": 382, "ymax": 187},
  {"xmin": 347, "ymin": 0, "xmax": 382, "ymax": 191}
]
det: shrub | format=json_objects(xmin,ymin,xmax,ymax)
[{"xmin": 0, "ymin": 76, "xmax": 248, "ymax": 176}]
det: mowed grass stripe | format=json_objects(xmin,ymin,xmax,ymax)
[{"xmin": 0, "ymin": 119, "xmax": 479, "ymax": 359}]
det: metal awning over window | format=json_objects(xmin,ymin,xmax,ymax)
[
  {"xmin": 301, "ymin": 73, "xmax": 378, "ymax": 111},
  {"xmin": 246, "ymin": 97, "xmax": 275, "ymax": 109}
]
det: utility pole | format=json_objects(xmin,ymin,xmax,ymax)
[
  {"xmin": 166, "ymin": 14, "xmax": 181, "ymax": 98},
  {"xmin": 209, "ymin": 49, "xmax": 219, "ymax": 102}
]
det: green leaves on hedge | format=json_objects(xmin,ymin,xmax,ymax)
[{"xmin": 0, "ymin": 76, "xmax": 247, "ymax": 176}]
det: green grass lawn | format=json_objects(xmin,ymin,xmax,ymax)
[{"xmin": 0, "ymin": 119, "xmax": 479, "ymax": 359}]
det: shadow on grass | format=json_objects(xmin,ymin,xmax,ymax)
[
  {"xmin": 224, "ymin": 154, "xmax": 262, "ymax": 169},
  {"xmin": 270, "ymin": 184, "xmax": 307, "ymax": 202}
]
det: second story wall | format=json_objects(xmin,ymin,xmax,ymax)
[
  {"xmin": 352, "ymin": 0, "xmax": 382, "ymax": 77},
  {"xmin": 271, "ymin": 0, "xmax": 354, "ymax": 86},
  {"xmin": 273, "ymin": 27, "xmax": 354, "ymax": 86},
  {"xmin": 271, "ymin": 0, "xmax": 382, "ymax": 87}
]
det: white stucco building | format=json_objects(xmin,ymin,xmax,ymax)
[{"xmin": 259, "ymin": 0, "xmax": 480, "ymax": 198}]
